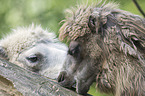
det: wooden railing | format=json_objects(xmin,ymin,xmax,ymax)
[{"xmin": 0, "ymin": 58, "xmax": 79, "ymax": 96}]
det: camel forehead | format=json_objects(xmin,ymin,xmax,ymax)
[
  {"xmin": 22, "ymin": 43, "xmax": 67, "ymax": 56},
  {"xmin": 1, "ymin": 25, "xmax": 55, "ymax": 47},
  {"xmin": 0, "ymin": 24, "xmax": 56, "ymax": 61}
]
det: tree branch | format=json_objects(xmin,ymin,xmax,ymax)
[
  {"xmin": 132, "ymin": 0, "xmax": 145, "ymax": 17},
  {"xmin": 0, "ymin": 58, "xmax": 79, "ymax": 96}
]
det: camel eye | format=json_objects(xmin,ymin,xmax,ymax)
[
  {"xmin": 26, "ymin": 55, "xmax": 38, "ymax": 63},
  {"xmin": 68, "ymin": 41, "xmax": 82, "ymax": 59},
  {"xmin": 68, "ymin": 45, "xmax": 80, "ymax": 56}
]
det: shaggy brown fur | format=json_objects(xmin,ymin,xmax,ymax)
[{"xmin": 58, "ymin": 2, "xmax": 145, "ymax": 96}]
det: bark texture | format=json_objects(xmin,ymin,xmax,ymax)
[{"xmin": 0, "ymin": 58, "xmax": 78, "ymax": 96}]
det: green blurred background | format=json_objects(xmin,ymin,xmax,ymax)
[{"xmin": 0, "ymin": 0, "xmax": 144, "ymax": 96}]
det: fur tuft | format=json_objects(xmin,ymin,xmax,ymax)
[
  {"xmin": 0, "ymin": 24, "xmax": 57, "ymax": 66},
  {"xmin": 59, "ymin": 3, "xmax": 94, "ymax": 41},
  {"xmin": 59, "ymin": 2, "xmax": 119, "ymax": 41}
]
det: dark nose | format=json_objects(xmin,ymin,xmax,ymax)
[
  {"xmin": 57, "ymin": 71, "xmax": 76, "ymax": 91},
  {"xmin": 57, "ymin": 71, "xmax": 67, "ymax": 83}
]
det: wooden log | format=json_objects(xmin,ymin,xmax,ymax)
[{"xmin": 0, "ymin": 58, "xmax": 79, "ymax": 96}]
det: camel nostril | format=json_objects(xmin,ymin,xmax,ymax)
[
  {"xmin": 57, "ymin": 71, "xmax": 67, "ymax": 82},
  {"xmin": 57, "ymin": 72, "xmax": 77, "ymax": 91}
]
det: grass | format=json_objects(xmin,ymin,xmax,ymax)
[{"xmin": 88, "ymin": 83, "xmax": 113, "ymax": 96}]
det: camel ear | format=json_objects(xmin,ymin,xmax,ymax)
[
  {"xmin": 88, "ymin": 15, "xmax": 107, "ymax": 35},
  {"xmin": 0, "ymin": 46, "xmax": 8, "ymax": 60},
  {"xmin": 88, "ymin": 15, "xmax": 97, "ymax": 33}
]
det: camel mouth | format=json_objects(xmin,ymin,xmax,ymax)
[
  {"xmin": 57, "ymin": 71, "xmax": 76, "ymax": 91},
  {"xmin": 58, "ymin": 79, "xmax": 76, "ymax": 91},
  {"xmin": 72, "ymin": 83, "xmax": 76, "ymax": 89},
  {"xmin": 69, "ymin": 82, "xmax": 76, "ymax": 91},
  {"xmin": 58, "ymin": 72, "xmax": 94, "ymax": 95}
]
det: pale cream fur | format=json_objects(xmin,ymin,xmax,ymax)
[{"xmin": 0, "ymin": 24, "xmax": 57, "ymax": 67}]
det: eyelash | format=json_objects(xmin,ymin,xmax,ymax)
[
  {"xmin": 26, "ymin": 54, "xmax": 42, "ymax": 63},
  {"xmin": 26, "ymin": 55, "xmax": 38, "ymax": 63}
]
